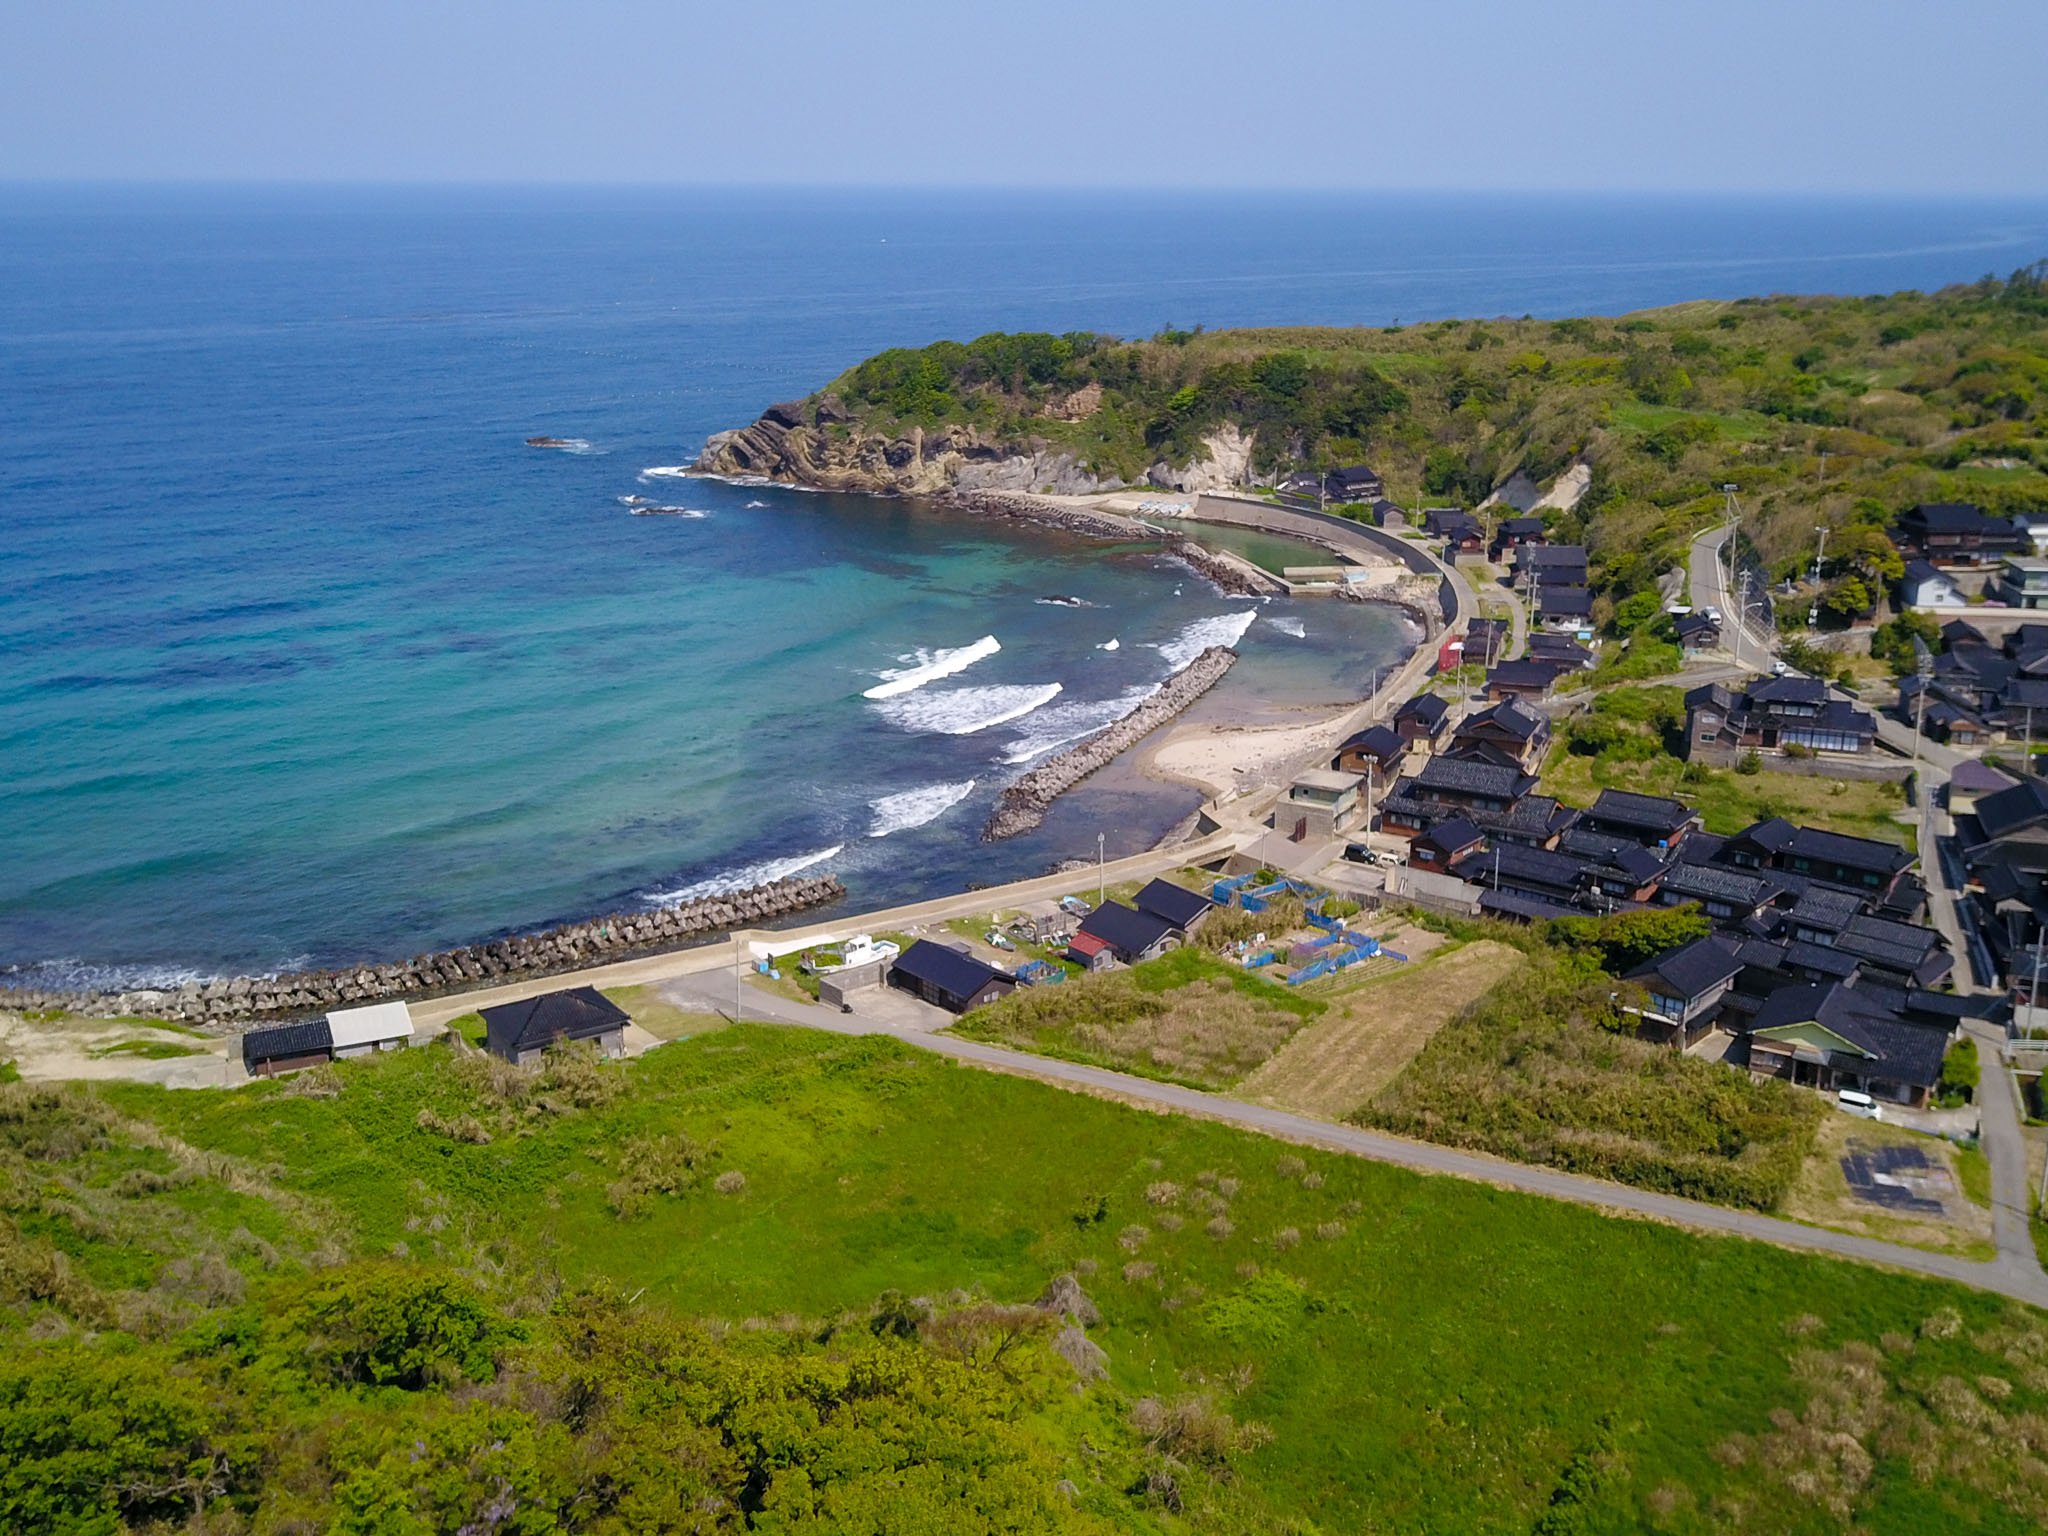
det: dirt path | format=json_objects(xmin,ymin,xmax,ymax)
[{"xmin": 1239, "ymin": 941, "xmax": 1520, "ymax": 1119}]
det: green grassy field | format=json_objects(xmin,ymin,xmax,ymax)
[
  {"xmin": 951, "ymin": 949, "xmax": 1324, "ymax": 1090},
  {"xmin": 0, "ymin": 1027, "xmax": 2026, "ymax": 1532},
  {"xmin": 1541, "ymin": 739, "xmax": 1916, "ymax": 846}
]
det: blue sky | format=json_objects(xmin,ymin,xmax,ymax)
[{"xmin": 4, "ymin": 0, "xmax": 2044, "ymax": 193}]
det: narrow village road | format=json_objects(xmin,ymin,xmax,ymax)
[{"xmin": 665, "ymin": 971, "xmax": 2048, "ymax": 1309}]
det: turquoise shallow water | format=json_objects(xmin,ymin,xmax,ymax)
[{"xmin": 4, "ymin": 185, "xmax": 2045, "ymax": 981}]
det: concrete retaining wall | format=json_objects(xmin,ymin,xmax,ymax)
[
  {"xmin": 1190, "ymin": 494, "xmax": 1459, "ymax": 627},
  {"xmin": 819, "ymin": 959, "xmax": 889, "ymax": 1007}
]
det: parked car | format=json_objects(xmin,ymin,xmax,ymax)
[{"xmin": 1835, "ymin": 1089, "xmax": 1882, "ymax": 1121}]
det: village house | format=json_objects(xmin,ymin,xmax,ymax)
[
  {"xmin": 1536, "ymin": 585, "xmax": 1595, "ymax": 632},
  {"xmin": 890, "ymin": 940, "xmax": 1015, "ymax": 1013},
  {"xmin": 1072, "ymin": 902, "xmax": 1178, "ymax": 966},
  {"xmin": 1444, "ymin": 696, "xmax": 1551, "ymax": 772},
  {"xmin": 481, "ymin": 986, "xmax": 630, "ymax": 1066},
  {"xmin": 1331, "ymin": 723, "xmax": 1407, "ymax": 778},
  {"xmin": 1133, "ymin": 878, "xmax": 1217, "ymax": 935},
  {"xmin": 1423, "ymin": 507, "xmax": 1485, "ymax": 553},
  {"xmin": 1683, "ymin": 678, "xmax": 1879, "ymax": 761},
  {"xmin": 1392, "ymin": 692, "xmax": 1452, "ymax": 747},
  {"xmin": 1946, "ymin": 758, "xmax": 2019, "ymax": 817},
  {"xmin": 1409, "ymin": 816, "xmax": 1485, "ymax": 871},
  {"xmin": 1993, "ymin": 555, "xmax": 2048, "ymax": 610},
  {"xmin": 1626, "ymin": 935, "xmax": 1746, "ymax": 1046},
  {"xmin": 1578, "ymin": 788, "xmax": 1697, "ymax": 850},
  {"xmin": 1744, "ymin": 981, "xmax": 1952, "ymax": 1108},
  {"xmin": 1894, "ymin": 501, "xmax": 2025, "ymax": 566},
  {"xmin": 1488, "ymin": 515, "xmax": 1547, "ymax": 562},
  {"xmin": 1513, "ymin": 543, "xmax": 1590, "ymax": 590},
  {"xmin": 241, "ymin": 1019, "xmax": 337, "ymax": 1079},
  {"xmin": 1673, "ymin": 610, "xmax": 1722, "ymax": 655},
  {"xmin": 1484, "ymin": 659, "xmax": 1564, "ymax": 702},
  {"xmin": 1898, "ymin": 558, "xmax": 1962, "ymax": 608},
  {"xmin": 1282, "ymin": 768, "xmax": 1367, "ymax": 839}
]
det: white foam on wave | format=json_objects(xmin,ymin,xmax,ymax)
[
  {"xmin": 694, "ymin": 470, "xmax": 826, "ymax": 494},
  {"xmin": 629, "ymin": 506, "xmax": 709, "ymax": 519},
  {"xmin": 2, "ymin": 957, "xmax": 220, "ymax": 993},
  {"xmin": 1266, "ymin": 615, "xmax": 1306, "ymax": 638},
  {"xmin": 638, "ymin": 465, "xmax": 694, "ymax": 480},
  {"xmin": 873, "ymin": 682, "xmax": 1062, "ymax": 736},
  {"xmin": 867, "ymin": 779, "xmax": 977, "ymax": 838},
  {"xmin": 1153, "ymin": 609, "xmax": 1259, "ymax": 668},
  {"xmin": 998, "ymin": 684, "xmax": 1159, "ymax": 765},
  {"xmin": 1098, "ymin": 638, "xmax": 1120, "ymax": 651},
  {"xmin": 746, "ymin": 499, "xmax": 768, "ymax": 508},
  {"xmin": 646, "ymin": 844, "xmax": 844, "ymax": 904},
  {"xmin": 861, "ymin": 634, "xmax": 1001, "ymax": 700}
]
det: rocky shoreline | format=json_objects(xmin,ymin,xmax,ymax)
[
  {"xmin": 940, "ymin": 488, "xmax": 1148, "ymax": 541},
  {"xmin": 0, "ymin": 875, "xmax": 843, "ymax": 1028},
  {"xmin": 983, "ymin": 646, "xmax": 1239, "ymax": 841}
]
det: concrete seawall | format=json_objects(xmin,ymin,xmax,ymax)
[
  {"xmin": 0, "ymin": 876, "xmax": 845, "ymax": 1027},
  {"xmin": 984, "ymin": 646, "xmax": 1239, "ymax": 840}
]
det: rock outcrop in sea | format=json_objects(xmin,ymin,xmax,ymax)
[
  {"xmin": 0, "ymin": 875, "xmax": 843, "ymax": 1027},
  {"xmin": 694, "ymin": 397, "xmax": 1255, "ymax": 497},
  {"xmin": 983, "ymin": 646, "xmax": 1239, "ymax": 841}
]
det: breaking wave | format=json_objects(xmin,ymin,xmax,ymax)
[
  {"xmin": 867, "ymin": 779, "xmax": 977, "ymax": 838},
  {"xmin": 638, "ymin": 465, "xmax": 694, "ymax": 481},
  {"xmin": 646, "ymin": 844, "xmax": 844, "ymax": 904},
  {"xmin": 999, "ymin": 684, "xmax": 1160, "ymax": 765},
  {"xmin": 1266, "ymin": 616, "xmax": 1306, "ymax": 638},
  {"xmin": 1, "ymin": 958, "xmax": 220, "ymax": 993},
  {"xmin": 861, "ymin": 635, "xmax": 1001, "ymax": 700},
  {"xmin": 1153, "ymin": 609, "xmax": 1258, "ymax": 668},
  {"xmin": 1098, "ymin": 638, "xmax": 1120, "ymax": 651},
  {"xmin": 873, "ymin": 682, "xmax": 1063, "ymax": 736}
]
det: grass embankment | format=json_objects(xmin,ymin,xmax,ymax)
[
  {"xmin": 1543, "ymin": 685, "xmax": 1915, "ymax": 845},
  {"xmin": 953, "ymin": 949, "xmax": 1324, "ymax": 1091},
  {"xmin": 2, "ymin": 1033, "xmax": 2041, "ymax": 1531}
]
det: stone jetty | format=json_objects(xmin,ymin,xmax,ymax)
[
  {"xmin": 983, "ymin": 646, "xmax": 1238, "ymax": 841},
  {"xmin": 944, "ymin": 489, "xmax": 1150, "ymax": 541},
  {"xmin": 1162, "ymin": 534, "xmax": 1286, "ymax": 596},
  {"xmin": 0, "ymin": 875, "xmax": 843, "ymax": 1027}
]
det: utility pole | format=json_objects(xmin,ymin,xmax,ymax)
[
  {"xmin": 1911, "ymin": 637, "xmax": 1933, "ymax": 823},
  {"xmin": 1809, "ymin": 525, "xmax": 1829, "ymax": 630},
  {"xmin": 1721, "ymin": 485, "xmax": 1741, "ymax": 667},
  {"xmin": 1097, "ymin": 831, "xmax": 1106, "ymax": 906}
]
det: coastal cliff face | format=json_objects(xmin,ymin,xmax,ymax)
[{"xmin": 694, "ymin": 398, "xmax": 1254, "ymax": 497}]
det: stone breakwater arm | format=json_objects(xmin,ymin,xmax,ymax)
[
  {"xmin": 983, "ymin": 646, "xmax": 1239, "ymax": 841},
  {"xmin": 0, "ymin": 875, "xmax": 845, "ymax": 1027}
]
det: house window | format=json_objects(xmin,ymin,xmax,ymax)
[{"xmin": 1651, "ymin": 993, "xmax": 1687, "ymax": 1019}]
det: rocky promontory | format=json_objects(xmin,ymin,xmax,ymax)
[
  {"xmin": 694, "ymin": 396, "xmax": 1255, "ymax": 498},
  {"xmin": 983, "ymin": 647, "xmax": 1239, "ymax": 841}
]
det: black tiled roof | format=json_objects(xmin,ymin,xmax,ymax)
[
  {"xmin": 1781, "ymin": 826, "xmax": 1913, "ymax": 877},
  {"xmin": 243, "ymin": 1019, "xmax": 332, "ymax": 1066},
  {"xmin": 1585, "ymin": 789, "xmax": 1695, "ymax": 835},
  {"xmin": 893, "ymin": 939, "xmax": 1007, "ymax": 1001},
  {"xmin": 1335, "ymin": 724, "xmax": 1404, "ymax": 762},
  {"xmin": 1416, "ymin": 817, "xmax": 1485, "ymax": 856},
  {"xmin": 1657, "ymin": 862, "xmax": 1776, "ymax": 907},
  {"xmin": 1479, "ymin": 889, "xmax": 1583, "ymax": 922},
  {"xmin": 1486, "ymin": 660, "xmax": 1562, "ymax": 691},
  {"xmin": 1470, "ymin": 794, "xmax": 1578, "ymax": 838},
  {"xmin": 482, "ymin": 986, "xmax": 629, "ymax": 1058},
  {"xmin": 1516, "ymin": 544, "xmax": 1588, "ymax": 569},
  {"xmin": 1538, "ymin": 586, "xmax": 1594, "ymax": 617},
  {"xmin": 1077, "ymin": 902, "xmax": 1177, "ymax": 955},
  {"xmin": 1453, "ymin": 841, "xmax": 1588, "ymax": 893},
  {"xmin": 1629, "ymin": 935, "xmax": 1745, "ymax": 998},
  {"xmin": 1973, "ymin": 776, "xmax": 2048, "ymax": 841},
  {"xmin": 1416, "ymin": 756, "xmax": 1537, "ymax": 799},
  {"xmin": 1748, "ymin": 675, "xmax": 1829, "ymax": 706},
  {"xmin": 1134, "ymin": 879, "xmax": 1215, "ymax": 930},
  {"xmin": 1782, "ymin": 939, "xmax": 1864, "ymax": 979},
  {"xmin": 1456, "ymin": 697, "xmax": 1547, "ymax": 743},
  {"xmin": 1395, "ymin": 693, "xmax": 1450, "ymax": 731}
]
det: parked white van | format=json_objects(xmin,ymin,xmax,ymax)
[{"xmin": 1836, "ymin": 1089, "xmax": 1882, "ymax": 1121}]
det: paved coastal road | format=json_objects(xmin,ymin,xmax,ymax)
[{"xmin": 667, "ymin": 972, "xmax": 2048, "ymax": 1308}]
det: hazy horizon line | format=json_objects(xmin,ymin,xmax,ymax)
[{"xmin": 5, "ymin": 177, "xmax": 2048, "ymax": 204}]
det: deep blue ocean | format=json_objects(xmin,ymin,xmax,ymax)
[{"xmin": 5, "ymin": 186, "xmax": 2046, "ymax": 983}]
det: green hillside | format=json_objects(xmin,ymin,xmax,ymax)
[
  {"xmin": 7, "ymin": 1028, "xmax": 2048, "ymax": 1533},
  {"xmin": 820, "ymin": 265, "xmax": 2048, "ymax": 622}
]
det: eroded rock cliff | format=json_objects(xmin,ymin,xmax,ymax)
[{"xmin": 693, "ymin": 397, "xmax": 1253, "ymax": 497}]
